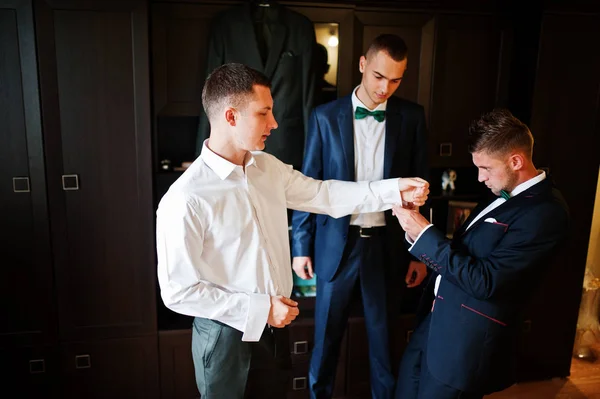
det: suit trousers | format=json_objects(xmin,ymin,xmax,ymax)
[
  {"xmin": 395, "ymin": 313, "xmax": 484, "ymax": 399},
  {"xmin": 191, "ymin": 317, "xmax": 291, "ymax": 398},
  {"xmin": 310, "ymin": 230, "xmax": 394, "ymax": 399}
]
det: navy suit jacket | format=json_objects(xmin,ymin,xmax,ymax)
[
  {"xmin": 410, "ymin": 177, "xmax": 569, "ymax": 394},
  {"xmin": 291, "ymin": 94, "xmax": 428, "ymax": 282}
]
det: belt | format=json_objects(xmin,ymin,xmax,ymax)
[{"xmin": 348, "ymin": 225, "xmax": 385, "ymax": 238}]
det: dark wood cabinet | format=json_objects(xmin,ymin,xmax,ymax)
[
  {"xmin": 35, "ymin": 0, "xmax": 156, "ymax": 342},
  {"xmin": 0, "ymin": 0, "xmax": 55, "ymax": 350},
  {"xmin": 60, "ymin": 336, "xmax": 159, "ymax": 399},
  {"xmin": 2, "ymin": 0, "xmax": 158, "ymax": 394},
  {"xmin": 0, "ymin": 346, "xmax": 61, "ymax": 397},
  {"xmin": 429, "ymin": 14, "xmax": 509, "ymax": 168}
]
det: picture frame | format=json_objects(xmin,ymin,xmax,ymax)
[{"xmin": 446, "ymin": 200, "xmax": 477, "ymax": 238}]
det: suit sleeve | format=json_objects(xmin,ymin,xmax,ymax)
[
  {"xmin": 195, "ymin": 20, "xmax": 225, "ymax": 156},
  {"xmin": 291, "ymin": 110, "xmax": 322, "ymax": 258},
  {"xmin": 409, "ymin": 206, "xmax": 568, "ymax": 300}
]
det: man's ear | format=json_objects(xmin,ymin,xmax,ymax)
[
  {"xmin": 359, "ymin": 55, "xmax": 366, "ymax": 73},
  {"xmin": 509, "ymin": 153, "xmax": 525, "ymax": 171},
  {"xmin": 225, "ymin": 108, "xmax": 237, "ymax": 126}
]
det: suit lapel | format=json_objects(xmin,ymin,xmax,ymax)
[
  {"xmin": 240, "ymin": 5, "xmax": 269, "ymax": 71},
  {"xmin": 384, "ymin": 99, "xmax": 402, "ymax": 179},
  {"xmin": 338, "ymin": 96, "xmax": 355, "ymax": 181},
  {"xmin": 264, "ymin": 21, "xmax": 286, "ymax": 78},
  {"xmin": 462, "ymin": 178, "xmax": 553, "ymax": 235}
]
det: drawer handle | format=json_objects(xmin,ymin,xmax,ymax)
[
  {"xmin": 75, "ymin": 354, "xmax": 91, "ymax": 369},
  {"xmin": 293, "ymin": 340, "xmax": 308, "ymax": 355},
  {"xmin": 62, "ymin": 174, "xmax": 79, "ymax": 191},
  {"xmin": 13, "ymin": 177, "xmax": 30, "ymax": 193},
  {"xmin": 29, "ymin": 359, "xmax": 45, "ymax": 374},
  {"xmin": 293, "ymin": 377, "xmax": 307, "ymax": 390}
]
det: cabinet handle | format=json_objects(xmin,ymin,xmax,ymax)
[
  {"xmin": 62, "ymin": 174, "xmax": 79, "ymax": 191},
  {"xmin": 439, "ymin": 142, "xmax": 452, "ymax": 156},
  {"xmin": 292, "ymin": 340, "xmax": 308, "ymax": 355},
  {"xmin": 292, "ymin": 377, "xmax": 307, "ymax": 390},
  {"xmin": 406, "ymin": 330, "xmax": 414, "ymax": 343},
  {"xmin": 13, "ymin": 177, "xmax": 30, "ymax": 193},
  {"xmin": 75, "ymin": 354, "xmax": 91, "ymax": 369},
  {"xmin": 29, "ymin": 359, "xmax": 45, "ymax": 374}
]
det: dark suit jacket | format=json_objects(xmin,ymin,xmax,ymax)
[
  {"xmin": 410, "ymin": 178, "xmax": 569, "ymax": 394},
  {"xmin": 196, "ymin": 3, "xmax": 316, "ymax": 169},
  {"xmin": 291, "ymin": 94, "xmax": 428, "ymax": 282}
]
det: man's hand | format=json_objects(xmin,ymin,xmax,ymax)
[
  {"xmin": 398, "ymin": 178, "xmax": 430, "ymax": 207},
  {"xmin": 268, "ymin": 295, "xmax": 300, "ymax": 328},
  {"xmin": 292, "ymin": 256, "xmax": 314, "ymax": 279},
  {"xmin": 405, "ymin": 260, "xmax": 427, "ymax": 288},
  {"xmin": 392, "ymin": 205, "xmax": 431, "ymax": 241}
]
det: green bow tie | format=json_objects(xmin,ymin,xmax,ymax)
[
  {"xmin": 355, "ymin": 106, "xmax": 385, "ymax": 122},
  {"xmin": 500, "ymin": 190, "xmax": 511, "ymax": 200}
]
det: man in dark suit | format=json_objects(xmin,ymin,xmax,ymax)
[
  {"xmin": 291, "ymin": 34, "xmax": 429, "ymax": 399},
  {"xmin": 196, "ymin": 2, "xmax": 316, "ymax": 171},
  {"xmin": 393, "ymin": 109, "xmax": 570, "ymax": 399}
]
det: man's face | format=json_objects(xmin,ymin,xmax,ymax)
[
  {"xmin": 359, "ymin": 50, "xmax": 407, "ymax": 108},
  {"xmin": 472, "ymin": 151, "xmax": 518, "ymax": 195},
  {"xmin": 233, "ymin": 85, "xmax": 278, "ymax": 152}
]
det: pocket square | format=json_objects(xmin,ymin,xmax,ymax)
[{"xmin": 484, "ymin": 218, "xmax": 497, "ymax": 223}]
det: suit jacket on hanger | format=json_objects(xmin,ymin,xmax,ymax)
[{"xmin": 196, "ymin": 2, "xmax": 317, "ymax": 170}]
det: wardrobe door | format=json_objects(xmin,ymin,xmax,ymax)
[
  {"xmin": 35, "ymin": 0, "xmax": 155, "ymax": 341},
  {"xmin": 0, "ymin": 0, "xmax": 55, "ymax": 349}
]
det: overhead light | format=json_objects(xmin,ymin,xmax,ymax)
[{"xmin": 327, "ymin": 35, "xmax": 338, "ymax": 47}]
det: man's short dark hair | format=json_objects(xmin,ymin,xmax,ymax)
[
  {"xmin": 365, "ymin": 34, "xmax": 408, "ymax": 62},
  {"xmin": 468, "ymin": 108, "xmax": 534, "ymax": 158},
  {"xmin": 201, "ymin": 63, "xmax": 271, "ymax": 121}
]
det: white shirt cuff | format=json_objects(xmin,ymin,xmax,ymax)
[
  {"xmin": 241, "ymin": 293, "xmax": 271, "ymax": 342},
  {"xmin": 371, "ymin": 178, "xmax": 402, "ymax": 204},
  {"xmin": 407, "ymin": 224, "xmax": 434, "ymax": 251}
]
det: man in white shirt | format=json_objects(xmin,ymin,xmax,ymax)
[
  {"xmin": 156, "ymin": 63, "xmax": 429, "ymax": 399},
  {"xmin": 291, "ymin": 34, "xmax": 429, "ymax": 399},
  {"xmin": 392, "ymin": 109, "xmax": 569, "ymax": 399}
]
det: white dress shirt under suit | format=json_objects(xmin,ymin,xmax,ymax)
[
  {"xmin": 157, "ymin": 142, "xmax": 405, "ymax": 341},
  {"xmin": 350, "ymin": 86, "xmax": 387, "ymax": 227}
]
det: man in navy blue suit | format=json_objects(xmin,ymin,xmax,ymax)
[
  {"xmin": 393, "ymin": 109, "xmax": 570, "ymax": 399},
  {"xmin": 291, "ymin": 34, "xmax": 429, "ymax": 399}
]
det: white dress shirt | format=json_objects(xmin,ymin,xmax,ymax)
[
  {"xmin": 157, "ymin": 142, "xmax": 404, "ymax": 341},
  {"xmin": 407, "ymin": 171, "xmax": 547, "ymax": 296},
  {"xmin": 350, "ymin": 86, "xmax": 387, "ymax": 227}
]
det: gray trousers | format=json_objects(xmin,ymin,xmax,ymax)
[{"xmin": 192, "ymin": 317, "xmax": 291, "ymax": 398}]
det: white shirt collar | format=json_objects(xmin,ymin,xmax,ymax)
[
  {"xmin": 200, "ymin": 140, "xmax": 256, "ymax": 180},
  {"xmin": 351, "ymin": 85, "xmax": 387, "ymax": 113},
  {"xmin": 510, "ymin": 170, "xmax": 547, "ymax": 197}
]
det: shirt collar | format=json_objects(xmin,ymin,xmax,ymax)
[
  {"xmin": 200, "ymin": 140, "xmax": 256, "ymax": 180},
  {"xmin": 351, "ymin": 85, "xmax": 387, "ymax": 114},
  {"xmin": 510, "ymin": 170, "xmax": 546, "ymax": 197}
]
